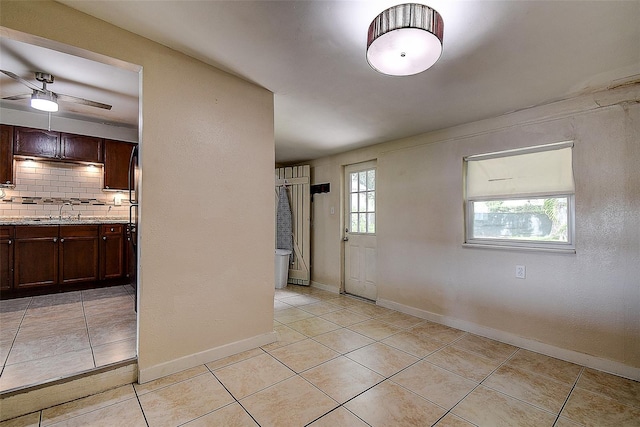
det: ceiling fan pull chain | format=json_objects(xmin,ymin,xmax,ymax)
[{"xmin": 48, "ymin": 112, "xmax": 51, "ymax": 131}]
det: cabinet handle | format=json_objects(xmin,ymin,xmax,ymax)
[
  {"xmin": 103, "ymin": 236, "xmax": 107, "ymax": 241},
  {"xmin": 60, "ymin": 238, "xmax": 65, "ymax": 243},
  {"xmin": 8, "ymin": 240, "xmax": 11, "ymax": 245},
  {"xmin": 53, "ymin": 237, "xmax": 58, "ymax": 243}
]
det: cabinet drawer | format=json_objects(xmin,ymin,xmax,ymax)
[
  {"xmin": 15, "ymin": 226, "xmax": 58, "ymax": 239},
  {"xmin": 60, "ymin": 225, "xmax": 99, "ymax": 237},
  {"xmin": 0, "ymin": 226, "xmax": 14, "ymax": 239},
  {"xmin": 101, "ymin": 224, "xmax": 124, "ymax": 236}
]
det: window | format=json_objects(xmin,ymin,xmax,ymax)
[
  {"xmin": 349, "ymin": 168, "xmax": 376, "ymax": 234},
  {"xmin": 464, "ymin": 142, "xmax": 575, "ymax": 252}
]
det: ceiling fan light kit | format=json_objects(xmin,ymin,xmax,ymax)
[
  {"xmin": 30, "ymin": 90, "xmax": 59, "ymax": 112},
  {"xmin": 367, "ymin": 3, "xmax": 444, "ymax": 76}
]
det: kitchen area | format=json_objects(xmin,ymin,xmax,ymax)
[{"xmin": 0, "ymin": 124, "xmax": 139, "ymax": 391}]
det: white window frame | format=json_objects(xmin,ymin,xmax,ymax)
[
  {"xmin": 346, "ymin": 162, "xmax": 377, "ymax": 235},
  {"xmin": 463, "ymin": 142, "xmax": 576, "ymax": 253}
]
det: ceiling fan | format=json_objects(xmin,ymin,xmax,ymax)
[{"xmin": 1, "ymin": 69, "xmax": 112, "ymax": 112}]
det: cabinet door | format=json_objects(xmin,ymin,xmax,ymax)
[
  {"xmin": 14, "ymin": 127, "xmax": 60, "ymax": 159},
  {"xmin": 59, "ymin": 225, "xmax": 99, "ymax": 285},
  {"xmin": 0, "ymin": 227, "xmax": 14, "ymax": 292},
  {"xmin": 14, "ymin": 226, "xmax": 59, "ymax": 289},
  {"xmin": 104, "ymin": 140, "xmax": 136, "ymax": 190},
  {"xmin": 0, "ymin": 125, "xmax": 14, "ymax": 186},
  {"xmin": 100, "ymin": 224, "xmax": 125, "ymax": 280},
  {"xmin": 61, "ymin": 133, "xmax": 103, "ymax": 163}
]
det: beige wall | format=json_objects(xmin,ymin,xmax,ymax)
[
  {"xmin": 1, "ymin": 1, "xmax": 275, "ymax": 381},
  {"xmin": 309, "ymin": 87, "xmax": 640, "ymax": 379}
]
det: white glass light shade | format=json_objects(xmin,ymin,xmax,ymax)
[
  {"xmin": 367, "ymin": 3, "xmax": 444, "ymax": 76},
  {"xmin": 31, "ymin": 91, "xmax": 59, "ymax": 112}
]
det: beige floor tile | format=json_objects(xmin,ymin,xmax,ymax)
[
  {"xmin": 452, "ymin": 385, "xmax": 556, "ymax": 427},
  {"xmin": 7, "ymin": 326, "xmax": 90, "ymax": 365},
  {"xmin": 83, "ymin": 297, "xmax": 136, "ymax": 318},
  {"xmin": 30, "ymin": 292, "xmax": 81, "ymax": 308},
  {"xmin": 453, "ymin": 334, "xmax": 518, "ymax": 361},
  {"xmin": 409, "ymin": 321, "xmax": 466, "ymax": 344},
  {"xmin": 82, "ymin": 286, "xmax": 130, "ymax": 302},
  {"xmin": 302, "ymin": 356, "xmax": 384, "ymax": 403},
  {"xmin": 87, "ymin": 317, "xmax": 136, "ymax": 346},
  {"xmin": 377, "ymin": 311, "xmax": 424, "ymax": 329},
  {"xmin": 345, "ymin": 303, "xmax": 393, "ymax": 318},
  {"xmin": 554, "ymin": 417, "xmax": 584, "ymax": 427},
  {"xmin": 382, "ymin": 331, "xmax": 444, "ymax": 358},
  {"xmin": 484, "ymin": 364, "xmax": 573, "ymax": 413},
  {"xmin": 320, "ymin": 309, "xmax": 370, "ymax": 327},
  {"xmin": 313, "ymin": 328, "xmax": 375, "ymax": 354},
  {"xmin": 11, "ymin": 315, "xmax": 87, "ymax": 341},
  {"xmin": 240, "ymin": 376, "xmax": 338, "ymax": 427},
  {"xmin": 138, "ymin": 373, "xmax": 234, "ymax": 427},
  {"xmin": 274, "ymin": 288, "xmax": 302, "ymax": 300},
  {"xmin": 134, "ymin": 365, "xmax": 209, "ymax": 396},
  {"xmin": 0, "ymin": 297, "xmax": 31, "ymax": 313},
  {"xmin": 345, "ymin": 380, "xmax": 446, "ymax": 427},
  {"xmin": 21, "ymin": 303, "xmax": 85, "ymax": 325},
  {"xmin": 346, "ymin": 342, "xmax": 418, "ymax": 377},
  {"xmin": 0, "ymin": 412, "xmax": 40, "ymax": 427},
  {"xmin": 308, "ymin": 407, "xmax": 369, "ymax": 427},
  {"xmin": 277, "ymin": 294, "xmax": 321, "ymax": 307},
  {"xmin": 348, "ymin": 319, "xmax": 403, "ymax": 341},
  {"xmin": 576, "ymin": 368, "xmax": 640, "ymax": 408},
  {"xmin": 433, "ymin": 413, "xmax": 477, "ymax": 426},
  {"xmin": 286, "ymin": 317, "xmax": 341, "ymax": 337},
  {"xmin": 273, "ymin": 299, "xmax": 292, "ymax": 311},
  {"xmin": 182, "ymin": 403, "xmax": 258, "ymax": 426},
  {"xmin": 45, "ymin": 397, "xmax": 146, "ymax": 427},
  {"xmin": 0, "ymin": 348, "xmax": 95, "ymax": 391},
  {"xmin": 391, "ymin": 360, "xmax": 477, "ymax": 409},
  {"xmin": 273, "ymin": 307, "xmax": 315, "ymax": 324},
  {"xmin": 561, "ymin": 387, "xmax": 640, "ymax": 426},
  {"xmin": 426, "ymin": 345, "xmax": 501, "ymax": 382},
  {"xmin": 298, "ymin": 301, "xmax": 341, "ymax": 316},
  {"xmin": 260, "ymin": 324, "xmax": 306, "ymax": 351},
  {"xmin": 93, "ymin": 338, "xmax": 137, "ymax": 366},
  {"xmin": 506, "ymin": 349, "xmax": 582, "ymax": 385},
  {"xmin": 205, "ymin": 348, "xmax": 265, "ymax": 371},
  {"xmin": 324, "ymin": 296, "xmax": 357, "ymax": 308},
  {"xmin": 268, "ymin": 339, "xmax": 339, "ymax": 373},
  {"xmin": 213, "ymin": 353, "xmax": 294, "ymax": 399},
  {"xmin": 41, "ymin": 385, "xmax": 135, "ymax": 426}
]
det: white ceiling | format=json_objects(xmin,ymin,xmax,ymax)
[{"xmin": 4, "ymin": 1, "xmax": 640, "ymax": 163}]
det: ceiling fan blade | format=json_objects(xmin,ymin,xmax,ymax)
[
  {"xmin": 2, "ymin": 93, "xmax": 32, "ymax": 101},
  {"xmin": 55, "ymin": 93, "xmax": 112, "ymax": 110},
  {"xmin": 0, "ymin": 69, "xmax": 43, "ymax": 92}
]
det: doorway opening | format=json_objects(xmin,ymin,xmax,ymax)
[{"xmin": 0, "ymin": 27, "xmax": 142, "ymax": 393}]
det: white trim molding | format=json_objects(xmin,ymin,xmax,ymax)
[
  {"xmin": 138, "ymin": 331, "xmax": 277, "ymax": 384},
  {"xmin": 376, "ymin": 298, "xmax": 640, "ymax": 381},
  {"xmin": 310, "ymin": 281, "xmax": 340, "ymax": 294}
]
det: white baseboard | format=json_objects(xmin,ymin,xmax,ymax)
[
  {"xmin": 138, "ymin": 331, "xmax": 277, "ymax": 384},
  {"xmin": 376, "ymin": 298, "xmax": 640, "ymax": 381},
  {"xmin": 310, "ymin": 281, "xmax": 340, "ymax": 294}
]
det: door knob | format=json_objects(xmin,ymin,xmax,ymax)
[{"xmin": 343, "ymin": 236, "xmax": 349, "ymax": 241}]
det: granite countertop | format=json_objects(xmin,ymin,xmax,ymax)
[{"xmin": 0, "ymin": 217, "xmax": 129, "ymax": 226}]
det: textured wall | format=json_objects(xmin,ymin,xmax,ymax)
[
  {"xmin": 1, "ymin": 0, "xmax": 275, "ymax": 380},
  {"xmin": 309, "ymin": 90, "xmax": 640, "ymax": 378}
]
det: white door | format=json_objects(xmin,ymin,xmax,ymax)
[{"xmin": 344, "ymin": 161, "xmax": 377, "ymax": 300}]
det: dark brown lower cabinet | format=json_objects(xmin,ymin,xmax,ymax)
[
  {"xmin": 100, "ymin": 224, "xmax": 124, "ymax": 280},
  {"xmin": 14, "ymin": 226, "xmax": 59, "ymax": 289},
  {"xmin": 2, "ymin": 224, "xmax": 128, "ymax": 298},
  {"xmin": 0, "ymin": 227, "xmax": 14, "ymax": 292},
  {"xmin": 59, "ymin": 225, "xmax": 100, "ymax": 285}
]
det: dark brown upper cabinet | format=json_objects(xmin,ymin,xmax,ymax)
[
  {"xmin": 104, "ymin": 139, "xmax": 136, "ymax": 190},
  {"xmin": 61, "ymin": 133, "xmax": 103, "ymax": 163},
  {"xmin": 0, "ymin": 125, "xmax": 14, "ymax": 186},
  {"xmin": 13, "ymin": 126, "xmax": 103, "ymax": 164},
  {"xmin": 14, "ymin": 127, "xmax": 60, "ymax": 160}
]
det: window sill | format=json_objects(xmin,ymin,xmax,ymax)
[{"xmin": 462, "ymin": 242, "xmax": 576, "ymax": 254}]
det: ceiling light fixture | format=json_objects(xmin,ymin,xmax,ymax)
[
  {"xmin": 367, "ymin": 3, "xmax": 444, "ymax": 76},
  {"xmin": 30, "ymin": 90, "xmax": 59, "ymax": 112}
]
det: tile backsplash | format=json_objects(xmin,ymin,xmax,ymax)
[{"xmin": 0, "ymin": 159, "xmax": 130, "ymax": 218}]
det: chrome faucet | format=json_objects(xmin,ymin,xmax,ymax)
[{"xmin": 59, "ymin": 202, "xmax": 73, "ymax": 220}]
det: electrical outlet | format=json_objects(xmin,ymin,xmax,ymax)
[
  {"xmin": 330, "ymin": 206, "xmax": 335, "ymax": 215},
  {"xmin": 515, "ymin": 265, "xmax": 526, "ymax": 279}
]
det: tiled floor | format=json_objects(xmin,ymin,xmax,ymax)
[
  {"xmin": 0, "ymin": 285, "xmax": 137, "ymax": 392},
  {"xmin": 2, "ymin": 284, "xmax": 640, "ymax": 426}
]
